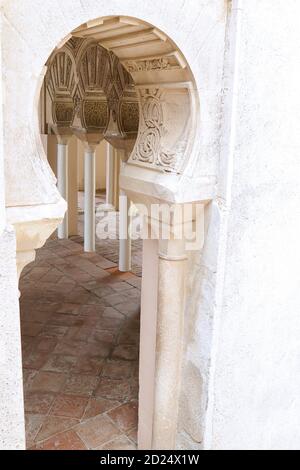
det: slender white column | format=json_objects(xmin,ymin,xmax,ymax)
[
  {"xmin": 104, "ymin": 142, "xmax": 115, "ymax": 211},
  {"xmin": 114, "ymin": 150, "xmax": 121, "ymax": 211},
  {"xmin": 68, "ymin": 137, "xmax": 78, "ymax": 236},
  {"xmin": 138, "ymin": 238, "xmax": 159, "ymax": 449},
  {"xmin": 84, "ymin": 146, "xmax": 96, "ymax": 252},
  {"xmin": 152, "ymin": 239, "xmax": 187, "ymax": 449},
  {"xmin": 119, "ymin": 189, "xmax": 131, "ymax": 272},
  {"xmin": 57, "ymin": 141, "xmax": 69, "ymax": 239}
]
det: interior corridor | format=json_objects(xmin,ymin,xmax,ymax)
[{"xmin": 20, "ymin": 197, "xmax": 142, "ymax": 450}]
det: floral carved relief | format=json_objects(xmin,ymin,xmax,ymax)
[
  {"xmin": 54, "ymin": 102, "xmax": 74, "ymax": 125},
  {"xmin": 120, "ymin": 102, "xmax": 139, "ymax": 134},
  {"xmin": 131, "ymin": 90, "xmax": 177, "ymax": 171},
  {"xmin": 83, "ymin": 101, "xmax": 108, "ymax": 129},
  {"xmin": 123, "ymin": 56, "xmax": 180, "ymax": 73}
]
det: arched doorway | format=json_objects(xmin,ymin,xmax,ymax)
[
  {"xmin": 3, "ymin": 1, "xmax": 224, "ymax": 450},
  {"xmin": 19, "ymin": 16, "xmax": 201, "ymax": 450}
]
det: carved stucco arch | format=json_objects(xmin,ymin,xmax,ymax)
[
  {"xmin": 67, "ymin": 16, "xmax": 201, "ymax": 205},
  {"xmin": 45, "ymin": 16, "xmax": 200, "ymax": 187}
]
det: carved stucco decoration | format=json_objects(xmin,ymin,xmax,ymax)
[
  {"xmin": 46, "ymin": 51, "xmax": 76, "ymax": 100},
  {"xmin": 104, "ymin": 52, "xmax": 139, "ymax": 151},
  {"xmin": 65, "ymin": 37, "xmax": 85, "ymax": 58},
  {"xmin": 54, "ymin": 102, "xmax": 74, "ymax": 125},
  {"xmin": 71, "ymin": 42, "xmax": 110, "ymax": 143},
  {"xmin": 82, "ymin": 101, "xmax": 108, "ymax": 129},
  {"xmin": 130, "ymin": 88, "xmax": 190, "ymax": 173},
  {"xmin": 120, "ymin": 101, "xmax": 139, "ymax": 134},
  {"xmin": 123, "ymin": 56, "xmax": 180, "ymax": 73},
  {"xmin": 47, "ymin": 39, "xmax": 138, "ymax": 147},
  {"xmin": 46, "ymin": 49, "xmax": 77, "ymax": 136},
  {"xmin": 78, "ymin": 43, "xmax": 110, "ymax": 95},
  {"xmin": 45, "ymin": 36, "xmax": 192, "ymax": 172}
]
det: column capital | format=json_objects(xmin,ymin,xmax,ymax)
[
  {"xmin": 82, "ymin": 142, "xmax": 99, "ymax": 153},
  {"xmin": 56, "ymin": 134, "xmax": 72, "ymax": 145},
  {"xmin": 71, "ymin": 126, "xmax": 103, "ymax": 152},
  {"xmin": 49, "ymin": 125, "xmax": 72, "ymax": 145}
]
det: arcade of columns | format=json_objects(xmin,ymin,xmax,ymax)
[{"xmin": 43, "ymin": 36, "xmax": 139, "ymax": 270}]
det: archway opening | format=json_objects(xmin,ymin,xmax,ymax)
[{"xmin": 20, "ymin": 15, "xmax": 197, "ymax": 450}]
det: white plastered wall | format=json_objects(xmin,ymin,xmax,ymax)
[
  {"xmin": 203, "ymin": 0, "xmax": 300, "ymax": 450},
  {"xmin": 0, "ymin": 10, "xmax": 25, "ymax": 450},
  {"xmin": 178, "ymin": 0, "xmax": 300, "ymax": 450}
]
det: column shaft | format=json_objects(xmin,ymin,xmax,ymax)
[
  {"xmin": 68, "ymin": 137, "xmax": 78, "ymax": 236},
  {"xmin": 84, "ymin": 148, "xmax": 96, "ymax": 252},
  {"xmin": 152, "ymin": 240, "xmax": 187, "ymax": 449},
  {"xmin": 105, "ymin": 142, "xmax": 115, "ymax": 210},
  {"xmin": 138, "ymin": 238, "xmax": 159, "ymax": 449},
  {"xmin": 119, "ymin": 189, "xmax": 131, "ymax": 272},
  {"xmin": 57, "ymin": 142, "xmax": 68, "ymax": 239},
  {"xmin": 114, "ymin": 150, "xmax": 121, "ymax": 211}
]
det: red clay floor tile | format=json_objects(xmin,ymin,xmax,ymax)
[
  {"xmin": 35, "ymin": 416, "xmax": 80, "ymax": 443},
  {"xmin": 107, "ymin": 401, "xmax": 138, "ymax": 432},
  {"xmin": 75, "ymin": 414, "xmax": 121, "ymax": 449},
  {"xmin": 28, "ymin": 371, "xmax": 67, "ymax": 393},
  {"xmin": 35, "ymin": 430, "xmax": 87, "ymax": 450},
  {"xmin": 50, "ymin": 394, "xmax": 89, "ymax": 419}
]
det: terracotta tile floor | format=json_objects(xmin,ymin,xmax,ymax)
[{"xmin": 19, "ymin": 205, "xmax": 142, "ymax": 450}]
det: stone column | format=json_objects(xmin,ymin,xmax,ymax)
[
  {"xmin": 138, "ymin": 238, "xmax": 159, "ymax": 449},
  {"xmin": 84, "ymin": 144, "xmax": 96, "ymax": 252},
  {"xmin": 118, "ymin": 153, "xmax": 132, "ymax": 272},
  {"xmin": 114, "ymin": 151, "xmax": 121, "ymax": 211},
  {"xmin": 57, "ymin": 136, "xmax": 70, "ymax": 239},
  {"xmin": 152, "ymin": 238, "xmax": 187, "ymax": 449},
  {"xmin": 67, "ymin": 137, "xmax": 78, "ymax": 236},
  {"xmin": 102, "ymin": 142, "xmax": 115, "ymax": 211},
  {"xmin": 119, "ymin": 188, "xmax": 131, "ymax": 272}
]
